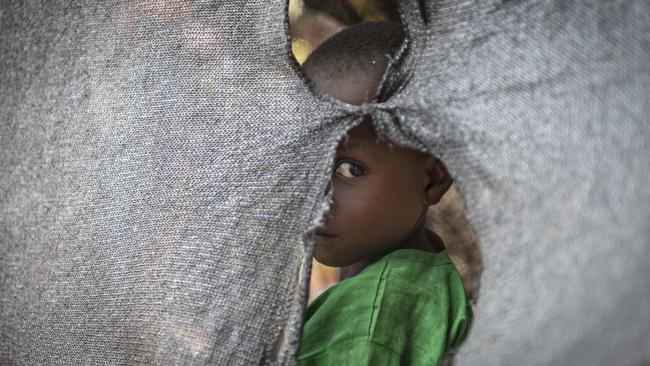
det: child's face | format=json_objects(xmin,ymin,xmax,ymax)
[{"xmin": 313, "ymin": 117, "xmax": 441, "ymax": 267}]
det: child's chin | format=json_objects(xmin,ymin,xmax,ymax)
[{"xmin": 312, "ymin": 245, "xmax": 341, "ymax": 267}]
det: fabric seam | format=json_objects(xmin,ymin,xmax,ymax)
[{"xmin": 368, "ymin": 258, "xmax": 390, "ymax": 341}]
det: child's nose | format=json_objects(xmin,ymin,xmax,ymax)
[{"xmin": 323, "ymin": 181, "xmax": 332, "ymax": 197}]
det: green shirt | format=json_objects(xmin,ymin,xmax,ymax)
[{"xmin": 297, "ymin": 248, "xmax": 472, "ymax": 366}]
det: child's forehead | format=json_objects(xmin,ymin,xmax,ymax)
[
  {"xmin": 339, "ymin": 130, "xmax": 385, "ymax": 146},
  {"xmin": 339, "ymin": 121, "xmax": 377, "ymax": 148},
  {"xmin": 339, "ymin": 139, "xmax": 361, "ymax": 149},
  {"xmin": 338, "ymin": 130, "xmax": 406, "ymax": 156},
  {"xmin": 336, "ymin": 118, "xmax": 427, "ymax": 163}
]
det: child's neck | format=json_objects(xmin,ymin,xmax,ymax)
[{"xmin": 339, "ymin": 225, "xmax": 444, "ymax": 281}]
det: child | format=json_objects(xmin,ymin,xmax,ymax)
[{"xmin": 297, "ymin": 22, "xmax": 473, "ymax": 365}]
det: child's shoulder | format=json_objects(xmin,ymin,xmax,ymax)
[
  {"xmin": 311, "ymin": 248, "xmax": 458, "ymax": 306},
  {"xmin": 304, "ymin": 248, "xmax": 464, "ymax": 332},
  {"xmin": 380, "ymin": 247, "xmax": 453, "ymax": 267},
  {"xmin": 368, "ymin": 248, "xmax": 464, "ymax": 301}
]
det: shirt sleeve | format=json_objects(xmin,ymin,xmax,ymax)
[
  {"xmin": 296, "ymin": 339, "xmax": 402, "ymax": 366},
  {"xmin": 296, "ymin": 253, "xmax": 473, "ymax": 366},
  {"xmin": 445, "ymin": 268, "xmax": 473, "ymax": 351}
]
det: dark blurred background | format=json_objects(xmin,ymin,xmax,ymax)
[{"xmin": 289, "ymin": 0, "xmax": 399, "ymax": 64}]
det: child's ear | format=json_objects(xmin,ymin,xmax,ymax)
[{"xmin": 423, "ymin": 156, "xmax": 453, "ymax": 205}]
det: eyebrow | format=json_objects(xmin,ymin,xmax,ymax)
[{"xmin": 340, "ymin": 141, "xmax": 363, "ymax": 151}]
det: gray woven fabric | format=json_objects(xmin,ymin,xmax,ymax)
[{"xmin": 1, "ymin": 1, "xmax": 648, "ymax": 365}]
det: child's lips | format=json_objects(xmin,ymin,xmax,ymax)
[{"xmin": 315, "ymin": 230, "xmax": 338, "ymax": 241}]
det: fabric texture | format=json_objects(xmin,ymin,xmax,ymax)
[
  {"xmin": 297, "ymin": 248, "xmax": 471, "ymax": 366},
  {"xmin": 1, "ymin": 1, "xmax": 649, "ymax": 365}
]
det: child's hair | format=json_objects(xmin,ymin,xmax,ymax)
[{"xmin": 302, "ymin": 21, "xmax": 404, "ymax": 89}]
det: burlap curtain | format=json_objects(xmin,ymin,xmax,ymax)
[{"xmin": 1, "ymin": 1, "xmax": 648, "ymax": 365}]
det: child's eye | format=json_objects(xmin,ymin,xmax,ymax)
[{"xmin": 334, "ymin": 161, "xmax": 367, "ymax": 178}]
